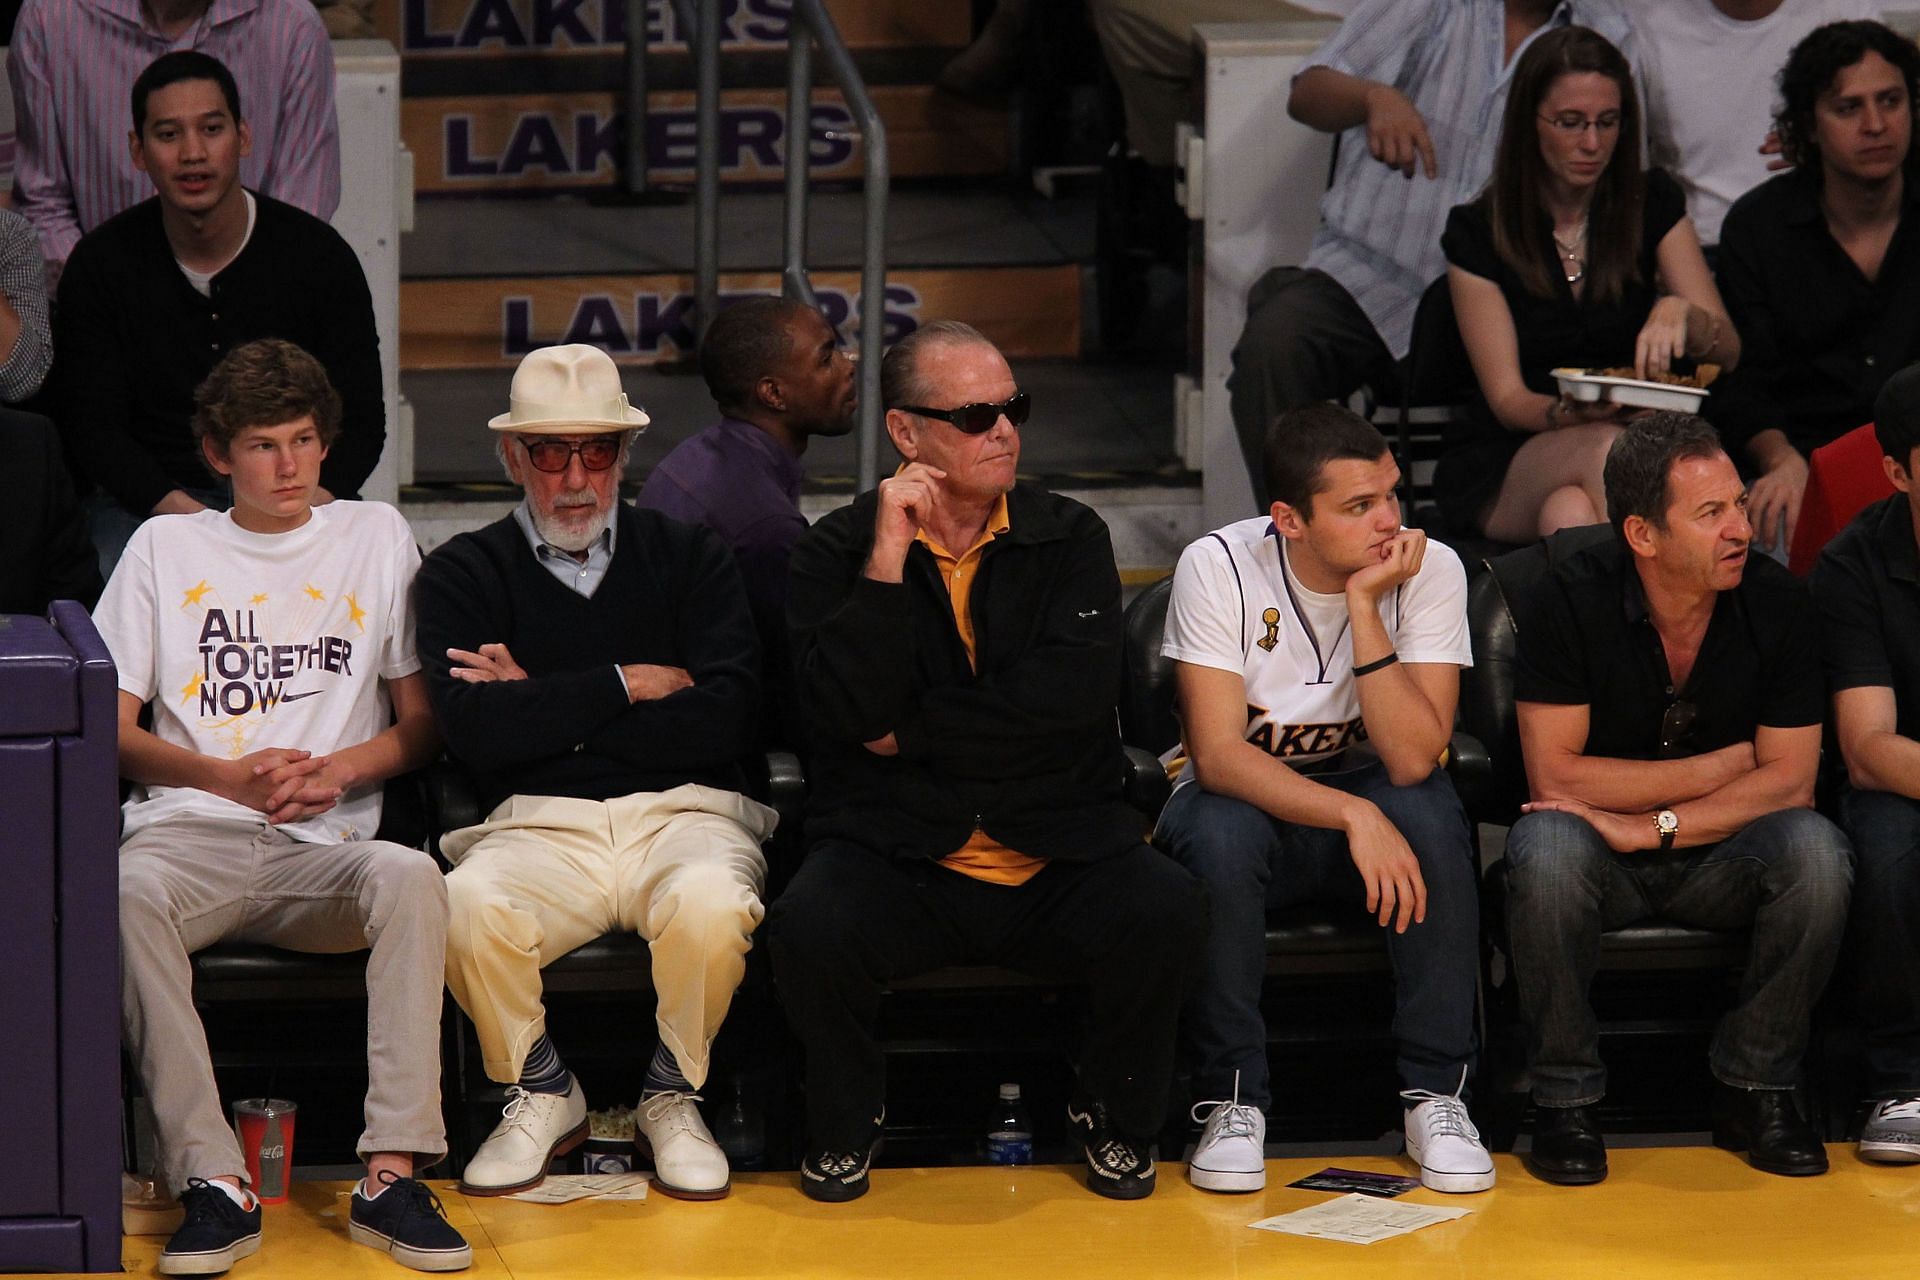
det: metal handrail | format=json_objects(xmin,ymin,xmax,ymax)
[
  {"xmin": 686, "ymin": 0, "xmax": 719, "ymax": 344},
  {"xmin": 641, "ymin": 0, "xmax": 887, "ymax": 485},
  {"xmin": 621, "ymin": 0, "xmax": 648, "ymax": 196},
  {"xmin": 626, "ymin": 1, "xmax": 716, "ymax": 332},
  {"xmin": 783, "ymin": 0, "xmax": 888, "ymax": 493}
]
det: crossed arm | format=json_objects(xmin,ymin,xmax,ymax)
[
  {"xmin": 1517, "ymin": 699, "xmax": 1817, "ymax": 851},
  {"xmin": 117, "ymin": 673, "xmax": 440, "ymax": 827}
]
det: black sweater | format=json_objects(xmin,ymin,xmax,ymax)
[
  {"xmin": 788, "ymin": 482, "xmax": 1139, "ymax": 863},
  {"xmin": 53, "ymin": 192, "xmax": 384, "ymax": 515},
  {"xmin": 416, "ymin": 504, "xmax": 760, "ymax": 814}
]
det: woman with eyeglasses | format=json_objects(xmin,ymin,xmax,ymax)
[{"xmin": 1437, "ymin": 26, "xmax": 1739, "ymax": 544}]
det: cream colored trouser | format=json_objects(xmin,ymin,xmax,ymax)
[{"xmin": 441, "ymin": 784, "xmax": 775, "ymax": 1089}]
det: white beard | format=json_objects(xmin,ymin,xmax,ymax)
[{"xmin": 531, "ymin": 495, "xmax": 611, "ymax": 552}]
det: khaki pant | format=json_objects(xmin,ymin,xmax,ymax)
[
  {"xmin": 1090, "ymin": 0, "xmax": 1328, "ymax": 165},
  {"xmin": 119, "ymin": 817, "xmax": 450, "ymax": 1195},
  {"xmin": 441, "ymin": 784, "xmax": 775, "ymax": 1089}
]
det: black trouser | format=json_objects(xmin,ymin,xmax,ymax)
[
  {"xmin": 767, "ymin": 839, "xmax": 1208, "ymax": 1150},
  {"xmin": 1227, "ymin": 266, "xmax": 1399, "ymax": 508}
]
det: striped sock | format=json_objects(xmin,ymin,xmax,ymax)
[
  {"xmin": 641, "ymin": 1042, "xmax": 691, "ymax": 1096},
  {"xmin": 520, "ymin": 1035, "xmax": 573, "ymax": 1095}
]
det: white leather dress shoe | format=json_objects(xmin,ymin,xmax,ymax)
[
  {"xmin": 635, "ymin": 1090, "xmax": 731, "ymax": 1200},
  {"xmin": 458, "ymin": 1080, "xmax": 589, "ymax": 1196}
]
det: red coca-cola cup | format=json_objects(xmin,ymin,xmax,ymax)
[{"xmin": 231, "ymin": 1099, "xmax": 297, "ymax": 1204}]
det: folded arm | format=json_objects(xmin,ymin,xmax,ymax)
[
  {"xmin": 415, "ymin": 554, "xmax": 636, "ymax": 771},
  {"xmin": 1518, "ymin": 698, "xmax": 1756, "ymax": 811},
  {"xmin": 1524, "ymin": 714, "xmax": 1814, "ymax": 851}
]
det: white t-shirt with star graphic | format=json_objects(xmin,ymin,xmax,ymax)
[
  {"xmin": 95, "ymin": 501, "xmax": 422, "ymax": 843},
  {"xmin": 1161, "ymin": 516, "xmax": 1471, "ymax": 790}
]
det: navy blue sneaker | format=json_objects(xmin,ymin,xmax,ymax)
[
  {"xmin": 349, "ymin": 1173, "xmax": 473, "ymax": 1272},
  {"xmin": 158, "ymin": 1179, "xmax": 261, "ymax": 1276}
]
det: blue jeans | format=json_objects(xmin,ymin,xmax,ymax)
[
  {"xmin": 1839, "ymin": 789, "xmax": 1920, "ymax": 1096},
  {"xmin": 1504, "ymin": 808, "xmax": 1852, "ymax": 1106},
  {"xmin": 1153, "ymin": 764, "xmax": 1480, "ymax": 1109}
]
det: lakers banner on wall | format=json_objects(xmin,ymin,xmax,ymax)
[
  {"xmin": 400, "ymin": 267, "xmax": 1083, "ymax": 368},
  {"xmin": 405, "ymin": 85, "xmax": 1004, "ymax": 191},
  {"xmin": 374, "ymin": 0, "xmax": 968, "ymax": 55}
]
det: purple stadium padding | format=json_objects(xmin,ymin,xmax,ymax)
[{"xmin": 0, "ymin": 605, "xmax": 122, "ymax": 1272}]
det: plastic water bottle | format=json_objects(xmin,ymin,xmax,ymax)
[
  {"xmin": 712, "ymin": 1074, "xmax": 766, "ymax": 1169},
  {"xmin": 985, "ymin": 1083, "xmax": 1033, "ymax": 1165}
]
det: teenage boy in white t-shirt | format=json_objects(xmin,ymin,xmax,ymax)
[
  {"xmin": 93, "ymin": 339, "xmax": 470, "ymax": 1277},
  {"xmin": 1154, "ymin": 403, "xmax": 1487, "ymax": 1196}
]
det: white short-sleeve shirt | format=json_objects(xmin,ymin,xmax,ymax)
[
  {"xmin": 93, "ymin": 501, "xmax": 422, "ymax": 843},
  {"xmin": 1161, "ymin": 517, "xmax": 1471, "ymax": 787}
]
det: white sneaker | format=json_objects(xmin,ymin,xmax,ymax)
[
  {"xmin": 636, "ymin": 1090, "xmax": 731, "ymax": 1200},
  {"xmin": 1401, "ymin": 1071, "xmax": 1495, "ymax": 1194},
  {"xmin": 458, "ymin": 1079, "xmax": 589, "ymax": 1196},
  {"xmin": 1860, "ymin": 1096, "xmax": 1920, "ymax": 1164},
  {"xmin": 1187, "ymin": 1073, "xmax": 1266, "ymax": 1193}
]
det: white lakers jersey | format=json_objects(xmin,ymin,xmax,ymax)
[{"xmin": 1161, "ymin": 517, "xmax": 1471, "ymax": 787}]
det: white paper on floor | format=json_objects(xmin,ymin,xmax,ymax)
[
  {"xmin": 1250, "ymin": 1193, "xmax": 1471, "ymax": 1245},
  {"xmin": 503, "ymin": 1173, "xmax": 652, "ymax": 1204}
]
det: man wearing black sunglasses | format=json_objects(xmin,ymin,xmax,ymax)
[
  {"xmin": 1505, "ymin": 413, "xmax": 1850, "ymax": 1185},
  {"xmin": 772, "ymin": 321, "xmax": 1206, "ymax": 1204},
  {"xmin": 416, "ymin": 344, "xmax": 775, "ymax": 1203}
]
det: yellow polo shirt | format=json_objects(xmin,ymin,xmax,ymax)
[{"xmin": 914, "ymin": 493, "xmax": 1046, "ymax": 886}]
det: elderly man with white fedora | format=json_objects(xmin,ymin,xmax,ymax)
[{"xmin": 415, "ymin": 344, "xmax": 772, "ymax": 1200}]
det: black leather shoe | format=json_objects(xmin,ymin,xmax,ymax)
[
  {"xmin": 1711, "ymin": 1084, "xmax": 1828, "ymax": 1177},
  {"xmin": 1524, "ymin": 1105, "xmax": 1608, "ymax": 1185}
]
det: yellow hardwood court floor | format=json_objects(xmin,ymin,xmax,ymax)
[{"xmin": 83, "ymin": 1147, "xmax": 1920, "ymax": 1279}]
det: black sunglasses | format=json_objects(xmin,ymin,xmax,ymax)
[
  {"xmin": 1658, "ymin": 699, "xmax": 1698, "ymax": 758},
  {"xmin": 895, "ymin": 391, "xmax": 1030, "ymax": 435},
  {"xmin": 521, "ymin": 437, "xmax": 622, "ymax": 473}
]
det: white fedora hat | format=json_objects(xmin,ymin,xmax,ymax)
[{"xmin": 488, "ymin": 344, "xmax": 651, "ymax": 434}]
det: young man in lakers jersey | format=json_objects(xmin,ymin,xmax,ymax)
[{"xmin": 1155, "ymin": 403, "xmax": 1488, "ymax": 1196}]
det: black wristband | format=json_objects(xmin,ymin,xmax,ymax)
[{"xmin": 1353, "ymin": 652, "xmax": 1399, "ymax": 678}]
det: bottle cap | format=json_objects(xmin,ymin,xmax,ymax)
[{"xmin": 998, "ymin": 1083, "xmax": 1020, "ymax": 1101}]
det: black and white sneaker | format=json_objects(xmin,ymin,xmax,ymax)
[
  {"xmin": 157, "ymin": 1179, "xmax": 261, "ymax": 1276},
  {"xmin": 349, "ymin": 1172, "xmax": 473, "ymax": 1272},
  {"xmin": 799, "ymin": 1118, "xmax": 884, "ymax": 1203},
  {"xmin": 1066, "ymin": 1098, "xmax": 1157, "ymax": 1200}
]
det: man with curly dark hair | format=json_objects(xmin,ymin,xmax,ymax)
[{"xmin": 1711, "ymin": 19, "xmax": 1920, "ymax": 556}]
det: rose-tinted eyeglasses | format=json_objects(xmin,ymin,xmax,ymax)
[{"xmin": 521, "ymin": 437, "xmax": 623, "ymax": 473}]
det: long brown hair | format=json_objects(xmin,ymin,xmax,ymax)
[{"xmin": 1488, "ymin": 26, "xmax": 1644, "ymax": 304}]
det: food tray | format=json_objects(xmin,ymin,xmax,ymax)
[{"xmin": 1552, "ymin": 367, "xmax": 1711, "ymax": 413}]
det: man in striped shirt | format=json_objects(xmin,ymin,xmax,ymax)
[
  {"xmin": 9, "ymin": 0, "xmax": 340, "ymax": 277},
  {"xmin": 1227, "ymin": 0, "xmax": 1636, "ymax": 507}
]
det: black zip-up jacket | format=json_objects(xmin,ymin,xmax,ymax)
[{"xmin": 788, "ymin": 482, "xmax": 1140, "ymax": 862}]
